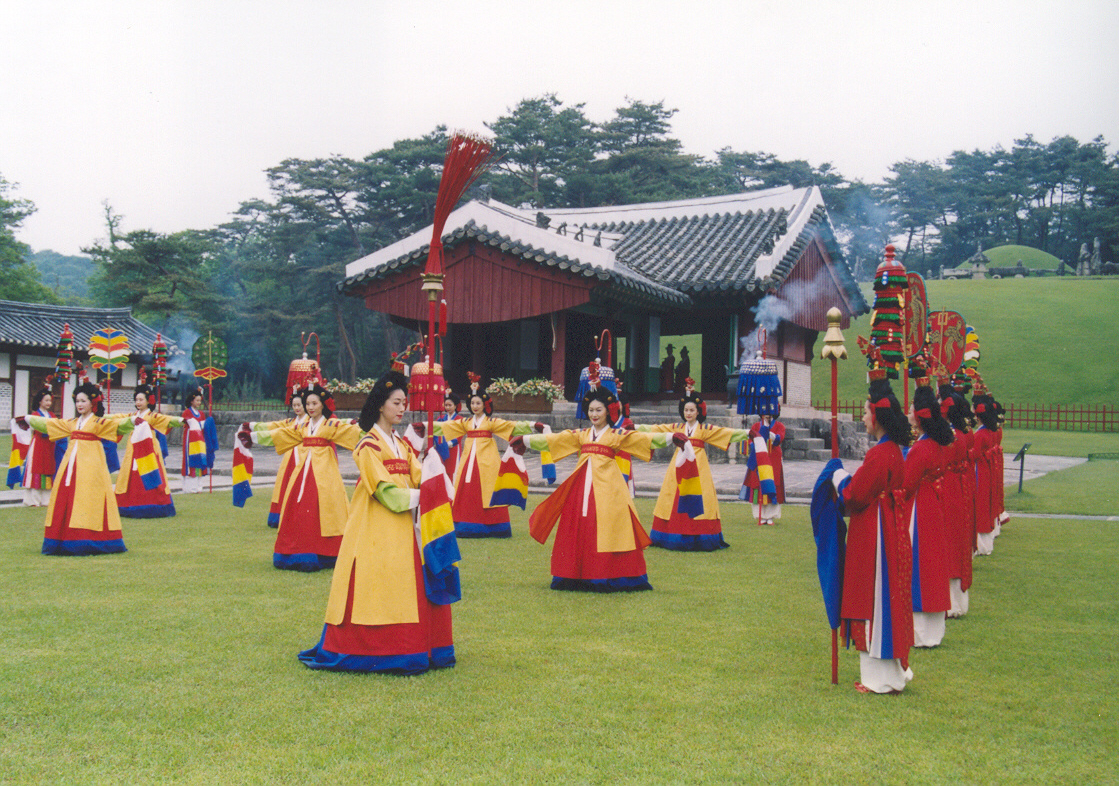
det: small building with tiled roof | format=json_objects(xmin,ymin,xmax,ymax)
[
  {"xmin": 339, "ymin": 185, "xmax": 867, "ymax": 406},
  {"xmin": 0, "ymin": 299, "xmax": 178, "ymax": 419}
]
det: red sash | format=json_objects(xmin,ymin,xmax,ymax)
[
  {"xmin": 466, "ymin": 430, "xmax": 492, "ymax": 439},
  {"xmin": 70, "ymin": 431, "xmax": 100, "ymax": 442},
  {"xmin": 303, "ymin": 437, "xmax": 331, "ymax": 448},
  {"xmin": 689, "ymin": 438, "xmax": 705, "ymax": 451},
  {"xmin": 580, "ymin": 443, "xmax": 615, "ymax": 459},
  {"xmin": 383, "ymin": 458, "xmax": 409, "ymax": 476}
]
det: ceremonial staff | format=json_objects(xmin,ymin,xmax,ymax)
[
  {"xmin": 191, "ymin": 331, "xmax": 228, "ymax": 493},
  {"xmin": 419, "ymin": 133, "xmax": 494, "ymax": 452},
  {"xmin": 818, "ymin": 307, "xmax": 847, "ymax": 684}
]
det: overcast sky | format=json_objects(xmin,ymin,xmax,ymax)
[{"xmin": 3, "ymin": 0, "xmax": 1117, "ymax": 256}]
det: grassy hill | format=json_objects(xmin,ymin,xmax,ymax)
[
  {"xmin": 810, "ymin": 277, "xmax": 1119, "ymax": 406},
  {"xmin": 959, "ymin": 244, "xmax": 1063, "ymax": 270}
]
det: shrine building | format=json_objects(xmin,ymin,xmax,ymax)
[{"xmin": 338, "ymin": 185, "xmax": 867, "ymax": 405}]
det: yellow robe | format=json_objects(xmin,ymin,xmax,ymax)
[
  {"xmin": 326, "ymin": 426, "xmax": 422, "ymax": 626},
  {"xmin": 435, "ymin": 415, "xmax": 529, "ymax": 508},
  {"xmin": 33, "ymin": 415, "xmax": 129, "ymax": 532},
  {"xmin": 269, "ymin": 416, "xmax": 363, "ymax": 537},
  {"xmin": 528, "ymin": 428, "xmax": 667, "ymax": 552},
  {"xmin": 254, "ymin": 415, "xmax": 307, "ymax": 512},
  {"xmin": 641, "ymin": 423, "xmax": 749, "ymax": 522}
]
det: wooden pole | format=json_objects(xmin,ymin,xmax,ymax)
[
  {"xmin": 832, "ymin": 628, "xmax": 839, "ymax": 685},
  {"xmin": 819, "ymin": 306, "xmax": 847, "ymax": 685}
]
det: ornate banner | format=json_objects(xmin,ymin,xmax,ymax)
[
  {"xmin": 904, "ymin": 271, "xmax": 928, "ymax": 357},
  {"xmin": 191, "ymin": 332, "xmax": 228, "ymax": 382},
  {"xmin": 926, "ymin": 310, "xmax": 966, "ymax": 378}
]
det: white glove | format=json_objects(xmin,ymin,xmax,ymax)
[{"xmin": 831, "ymin": 468, "xmax": 850, "ymax": 492}]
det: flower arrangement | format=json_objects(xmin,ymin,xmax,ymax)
[
  {"xmin": 485, "ymin": 377, "xmax": 519, "ymax": 397},
  {"xmin": 486, "ymin": 377, "xmax": 566, "ymax": 402},
  {"xmin": 326, "ymin": 378, "xmax": 379, "ymax": 395}
]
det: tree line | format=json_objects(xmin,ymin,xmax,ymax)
[{"xmin": 2, "ymin": 95, "xmax": 1116, "ymax": 392}]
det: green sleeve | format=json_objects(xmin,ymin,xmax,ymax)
[
  {"xmin": 727, "ymin": 428, "xmax": 751, "ymax": 445},
  {"xmin": 509, "ymin": 421, "xmax": 536, "ymax": 436},
  {"xmin": 373, "ymin": 481, "xmax": 416, "ymax": 513},
  {"xmin": 27, "ymin": 416, "xmax": 48, "ymax": 434},
  {"xmin": 523, "ymin": 434, "xmax": 549, "ymax": 452}
]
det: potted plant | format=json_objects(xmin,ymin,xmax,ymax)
[
  {"xmin": 326, "ymin": 378, "xmax": 377, "ymax": 411},
  {"xmin": 486, "ymin": 377, "xmax": 566, "ymax": 413}
]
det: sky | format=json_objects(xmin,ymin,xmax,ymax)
[{"xmin": 3, "ymin": 0, "xmax": 1117, "ymax": 256}]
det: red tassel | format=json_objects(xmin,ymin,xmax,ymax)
[
  {"xmin": 439, "ymin": 299, "xmax": 448, "ymax": 337},
  {"xmin": 425, "ymin": 133, "xmax": 495, "ymax": 277}
]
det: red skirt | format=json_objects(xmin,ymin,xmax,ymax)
[
  {"xmin": 323, "ymin": 544, "xmax": 453, "ymax": 658},
  {"xmin": 274, "ymin": 465, "xmax": 342, "ymax": 560},
  {"xmin": 550, "ymin": 480, "xmax": 648, "ymax": 583}
]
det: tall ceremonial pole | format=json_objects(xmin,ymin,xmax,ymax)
[
  {"xmin": 820, "ymin": 308, "xmax": 847, "ymax": 459},
  {"xmin": 819, "ymin": 307, "xmax": 847, "ymax": 684},
  {"xmin": 420, "ymin": 132, "xmax": 495, "ymax": 451}
]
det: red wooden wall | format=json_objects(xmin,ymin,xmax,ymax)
[{"xmin": 354, "ymin": 242, "xmax": 596, "ymax": 324}]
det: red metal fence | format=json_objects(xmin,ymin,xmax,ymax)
[{"xmin": 813, "ymin": 400, "xmax": 1119, "ymax": 433}]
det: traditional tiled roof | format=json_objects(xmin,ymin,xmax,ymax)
[
  {"xmin": 543, "ymin": 187, "xmax": 865, "ymax": 309},
  {"xmin": 0, "ymin": 300, "xmax": 178, "ymax": 356},
  {"xmin": 340, "ymin": 186, "xmax": 868, "ymax": 313},
  {"xmin": 339, "ymin": 201, "xmax": 690, "ymax": 308}
]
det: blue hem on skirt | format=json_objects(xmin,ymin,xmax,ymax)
[
  {"xmin": 550, "ymin": 575, "xmax": 652, "ymax": 592},
  {"xmin": 273, "ymin": 553, "xmax": 337, "ymax": 572},
  {"xmin": 42, "ymin": 538, "xmax": 127, "ymax": 556},
  {"xmin": 266, "ymin": 512, "xmax": 279, "ymax": 527},
  {"xmin": 298, "ymin": 626, "xmax": 455, "ymax": 675},
  {"xmin": 649, "ymin": 530, "xmax": 729, "ymax": 551},
  {"xmin": 119, "ymin": 502, "xmax": 176, "ymax": 519},
  {"xmin": 454, "ymin": 521, "xmax": 512, "ymax": 538}
]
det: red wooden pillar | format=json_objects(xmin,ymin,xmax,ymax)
[{"xmin": 550, "ymin": 311, "xmax": 567, "ymax": 388}]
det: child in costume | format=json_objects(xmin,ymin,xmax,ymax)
[
  {"xmin": 18, "ymin": 381, "xmax": 134, "ymax": 556},
  {"xmin": 297, "ymin": 370, "xmax": 456, "ymax": 675},
  {"xmin": 741, "ymin": 411, "xmax": 787, "ymax": 525},
  {"xmin": 511, "ymin": 386, "xmax": 672, "ymax": 592},
  {"xmin": 638, "ymin": 380, "xmax": 749, "ymax": 550},
  {"xmin": 180, "ymin": 388, "xmax": 218, "ymax": 493}
]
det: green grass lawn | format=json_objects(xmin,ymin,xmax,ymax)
[
  {"xmin": 1001, "ymin": 428, "xmax": 1119, "ymax": 458},
  {"xmin": 1007, "ymin": 459, "xmax": 1119, "ymax": 516},
  {"xmin": 812, "ymin": 277, "xmax": 1119, "ymax": 408},
  {"xmin": 1, "ymin": 493, "xmax": 1115, "ymax": 783}
]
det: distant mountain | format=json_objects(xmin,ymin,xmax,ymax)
[{"xmin": 29, "ymin": 250, "xmax": 95, "ymax": 301}]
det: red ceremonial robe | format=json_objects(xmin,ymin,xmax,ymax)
[
  {"xmin": 971, "ymin": 427, "xmax": 997, "ymax": 535},
  {"xmin": 840, "ymin": 436, "xmax": 912, "ymax": 667},
  {"xmin": 903, "ymin": 436, "xmax": 951, "ymax": 613},
  {"xmin": 940, "ymin": 428, "xmax": 975, "ymax": 590}
]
